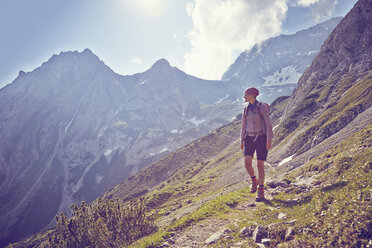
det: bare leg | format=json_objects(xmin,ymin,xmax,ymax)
[
  {"xmin": 257, "ymin": 160, "xmax": 265, "ymax": 185},
  {"xmin": 244, "ymin": 156, "xmax": 255, "ymax": 177}
]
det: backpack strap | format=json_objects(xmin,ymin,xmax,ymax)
[{"xmin": 244, "ymin": 106, "xmax": 248, "ymax": 117}]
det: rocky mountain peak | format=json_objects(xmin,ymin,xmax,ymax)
[
  {"xmin": 297, "ymin": 0, "xmax": 371, "ymax": 87},
  {"xmin": 150, "ymin": 58, "xmax": 172, "ymax": 71},
  {"xmin": 41, "ymin": 49, "xmax": 102, "ymax": 70}
]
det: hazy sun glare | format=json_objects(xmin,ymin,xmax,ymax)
[{"xmin": 129, "ymin": 0, "xmax": 168, "ymax": 17}]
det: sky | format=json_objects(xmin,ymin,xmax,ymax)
[{"xmin": 0, "ymin": 0, "xmax": 358, "ymax": 88}]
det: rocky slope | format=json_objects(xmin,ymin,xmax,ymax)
[
  {"xmin": 222, "ymin": 17, "xmax": 342, "ymax": 103},
  {"xmin": 0, "ymin": 51, "xmax": 242, "ymax": 246},
  {"xmin": 269, "ymin": 0, "xmax": 372, "ymax": 167}
]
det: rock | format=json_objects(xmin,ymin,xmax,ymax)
[
  {"xmin": 205, "ymin": 228, "xmax": 232, "ymax": 245},
  {"xmin": 164, "ymin": 210, "xmax": 171, "ymax": 216},
  {"xmin": 270, "ymin": 186, "xmax": 288, "ymax": 196},
  {"xmin": 267, "ymin": 180, "xmax": 289, "ymax": 188},
  {"xmin": 253, "ymin": 225, "xmax": 268, "ymax": 243},
  {"xmin": 285, "ymin": 227, "xmax": 295, "ymax": 241},
  {"xmin": 302, "ymin": 228, "xmax": 313, "ymax": 235},
  {"xmin": 285, "ymin": 219, "xmax": 296, "ymax": 225},
  {"xmin": 261, "ymin": 238, "xmax": 271, "ymax": 246},
  {"xmin": 239, "ymin": 226, "xmax": 254, "ymax": 237},
  {"xmin": 312, "ymin": 180, "xmax": 322, "ymax": 186},
  {"xmin": 161, "ymin": 241, "xmax": 170, "ymax": 247},
  {"xmin": 278, "ymin": 212, "xmax": 287, "ymax": 220},
  {"xmin": 282, "ymin": 178, "xmax": 292, "ymax": 185},
  {"xmin": 166, "ymin": 237, "xmax": 176, "ymax": 244}
]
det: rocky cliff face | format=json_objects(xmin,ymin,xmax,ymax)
[
  {"xmin": 222, "ymin": 17, "xmax": 342, "ymax": 103},
  {"xmin": 0, "ymin": 50, "xmax": 242, "ymax": 246},
  {"xmin": 269, "ymin": 0, "xmax": 372, "ymax": 167}
]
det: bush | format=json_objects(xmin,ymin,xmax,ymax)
[{"xmin": 47, "ymin": 198, "xmax": 157, "ymax": 248}]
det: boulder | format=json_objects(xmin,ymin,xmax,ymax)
[
  {"xmin": 278, "ymin": 212, "xmax": 287, "ymax": 220},
  {"xmin": 253, "ymin": 225, "xmax": 268, "ymax": 243},
  {"xmin": 205, "ymin": 228, "xmax": 232, "ymax": 245},
  {"xmin": 261, "ymin": 238, "xmax": 271, "ymax": 246},
  {"xmin": 267, "ymin": 180, "xmax": 289, "ymax": 189},
  {"xmin": 239, "ymin": 226, "xmax": 254, "ymax": 237},
  {"xmin": 285, "ymin": 227, "xmax": 295, "ymax": 241}
]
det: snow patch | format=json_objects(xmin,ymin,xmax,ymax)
[
  {"xmin": 159, "ymin": 147, "xmax": 170, "ymax": 153},
  {"xmin": 65, "ymin": 97, "xmax": 83, "ymax": 134},
  {"xmin": 215, "ymin": 94, "xmax": 230, "ymax": 104},
  {"xmin": 150, "ymin": 147, "xmax": 170, "ymax": 156},
  {"xmin": 263, "ymin": 66, "xmax": 302, "ymax": 86},
  {"xmin": 104, "ymin": 149, "xmax": 113, "ymax": 157},
  {"xmin": 96, "ymin": 174, "xmax": 104, "ymax": 184},
  {"xmin": 171, "ymin": 129, "xmax": 183, "ymax": 134},
  {"xmin": 278, "ymin": 155, "xmax": 295, "ymax": 167},
  {"xmin": 188, "ymin": 117, "xmax": 205, "ymax": 126},
  {"xmin": 307, "ymin": 50, "xmax": 318, "ymax": 56}
]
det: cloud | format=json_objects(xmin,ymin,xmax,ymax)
[
  {"xmin": 184, "ymin": 0, "xmax": 288, "ymax": 80},
  {"xmin": 296, "ymin": 0, "xmax": 320, "ymax": 7},
  {"xmin": 310, "ymin": 0, "xmax": 338, "ymax": 21},
  {"xmin": 131, "ymin": 56, "xmax": 142, "ymax": 64},
  {"xmin": 294, "ymin": 0, "xmax": 339, "ymax": 21}
]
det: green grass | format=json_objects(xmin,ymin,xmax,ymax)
[
  {"xmin": 169, "ymin": 188, "xmax": 249, "ymax": 231},
  {"xmin": 128, "ymin": 229, "xmax": 173, "ymax": 248},
  {"xmin": 269, "ymin": 124, "xmax": 372, "ymax": 247}
]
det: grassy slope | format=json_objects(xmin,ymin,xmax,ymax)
[{"xmin": 129, "ymin": 122, "xmax": 371, "ymax": 248}]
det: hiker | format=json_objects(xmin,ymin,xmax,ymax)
[{"xmin": 240, "ymin": 87, "xmax": 273, "ymax": 201}]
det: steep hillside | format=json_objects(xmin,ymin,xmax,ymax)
[{"xmin": 268, "ymin": 0, "xmax": 372, "ymax": 166}]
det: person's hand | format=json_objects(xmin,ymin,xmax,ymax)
[
  {"xmin": 240, "ymin": 141, "xmax": 244, "ymax": 151},
  {"xmin": 266, "ymin": 140, "xmax": 272, "ymax": 150}
]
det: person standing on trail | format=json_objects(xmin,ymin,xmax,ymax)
[{"xmin": 240, "ymin": 87, "xmax": 273, "ymax": 201}]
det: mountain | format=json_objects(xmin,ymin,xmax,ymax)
[
  {"xmin": 0, "ymin": 50, "xmax": 242, "ymax": 246},
  {"xmin": 269, "ymin": 0, "xmax": 372, "ymax": 167},
  {"xmin": 97, "ymin": 1, "xmax": 371, "ymax": 246},
  {"xmin": 222, "ymin": 17, "xmax": 342, "ymax": 103},
  {"xmin": 6, "ymin": 0, "xmax": 372, "ymax": 247}
]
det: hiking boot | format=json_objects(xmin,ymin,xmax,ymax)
[
  {"xmin": 251, "ymin": 177, "xmax": 258, "ymax": 193},
  {"xmin": 256, "ymin": 185, "xmax": 265, "ymax": 202}
]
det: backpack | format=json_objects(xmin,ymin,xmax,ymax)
[
  {"xmin": 243, "ymin": 101, "xmax": 270, "ymax": 117},
  {"xmin": 244, "ymin": 101, "xmax": 270, "ymax": 132},
  {"xmin": 259, "ymin": 102, "xmax": 270, "ymax": 116}
]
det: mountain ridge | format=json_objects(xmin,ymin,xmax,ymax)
[
  {"xmin": 0, "ymin": 48, "xmax": 242, "ymax": 246},
  {"xmin": 2, "ymin": 2, "xmax": 372, "ymax": 246}
]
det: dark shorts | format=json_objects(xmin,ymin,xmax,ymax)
[{"xmin": 243, "ymin": 135, "xmax": 268, "ymax": 161}]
